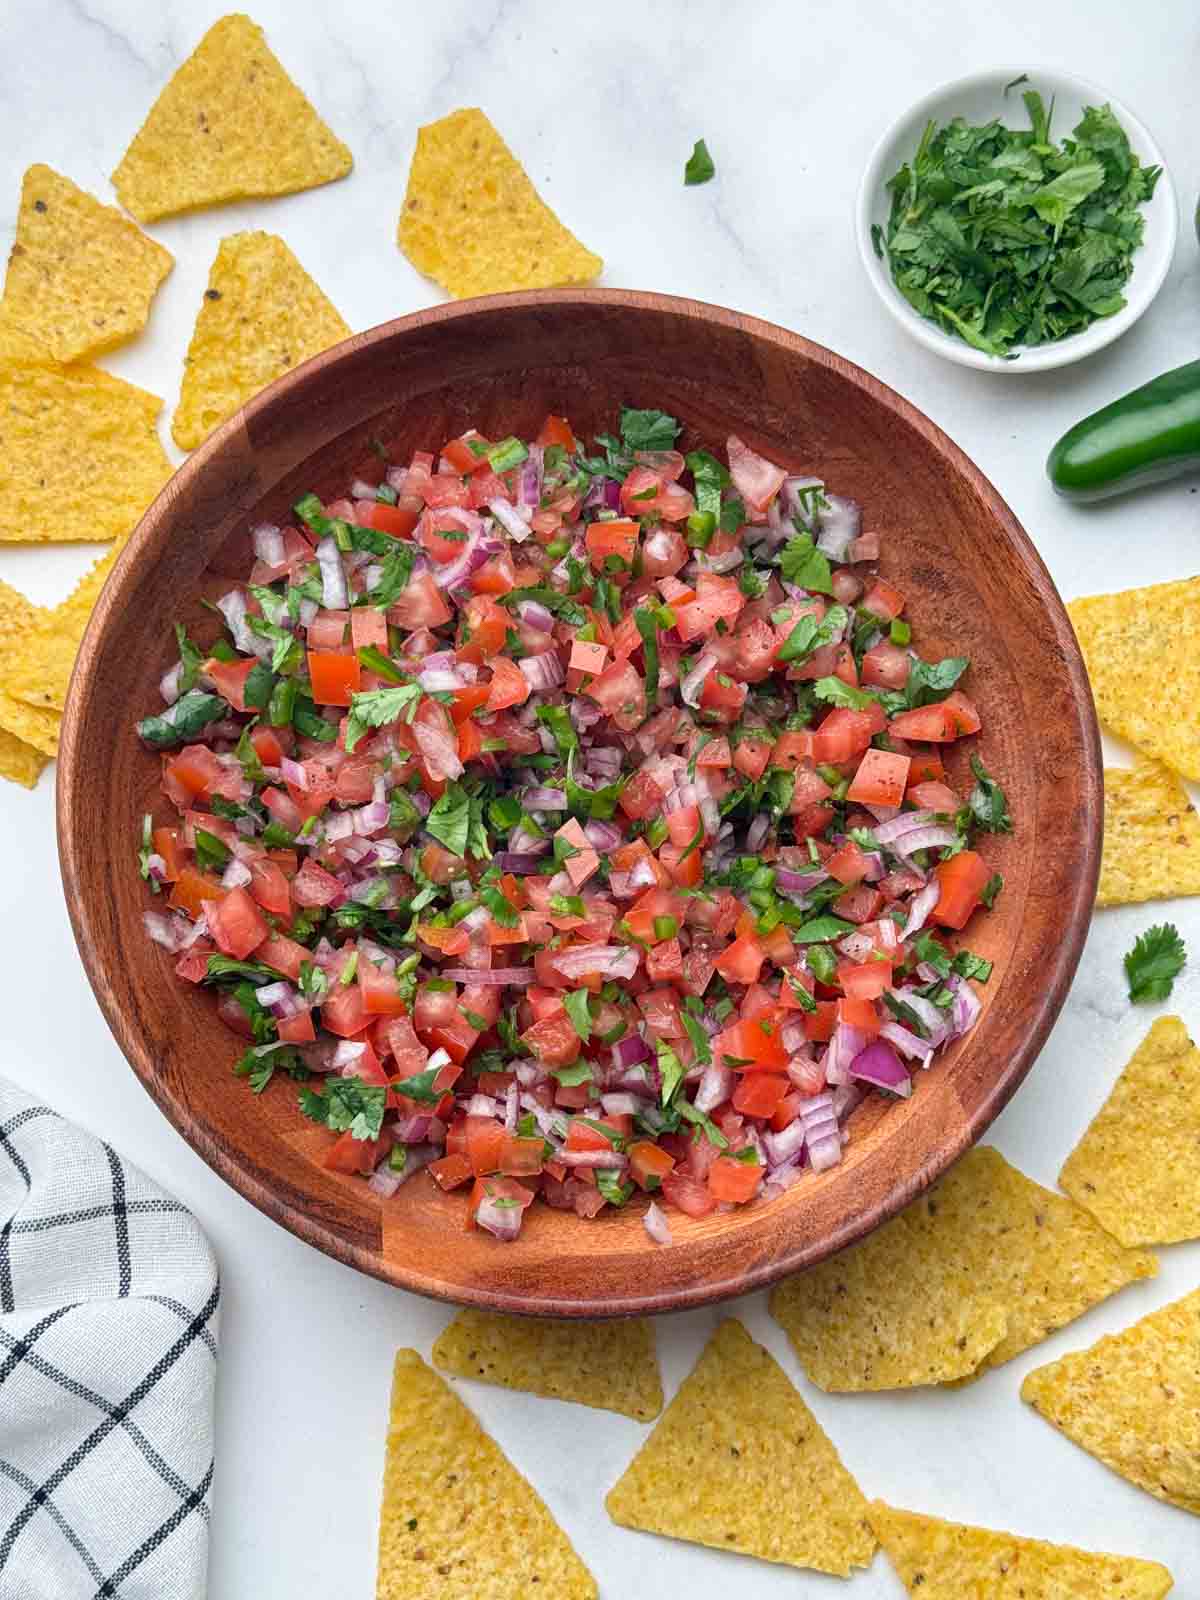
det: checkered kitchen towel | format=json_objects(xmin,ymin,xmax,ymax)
[{"xmin": 0, "ymin": 1080, "xmax": 218, "ymax": 1599}]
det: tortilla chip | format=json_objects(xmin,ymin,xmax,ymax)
[
  {"xmin": 0, "ymin": 308, "xmax": 60, "ymax": 368},
  {"xmin": 770, "ymin": 1147, "xmax": 1155, "ymax": 1391},
  {"xmin": 112, "ymin": 14, "xmax": 352, "ymax": 223},
  {"xmin": 0, "ymin": 364, "xmax": 170, "ymax": 543},
  {"xmin": 399, "ymin": 109, "xmax": 602, "ymax": 298},
  {"xmin": 172, "ymin": 232, "xmax": 350, "ymax": 451},
  {"xmin": 0, "ymin": 726, "xmax": 49, "ymax": 789},
  {"xmin": 3, "ymin": 537, "xmax": 126, "ymax": 713},
  {"xmin": 1069, "ymin": 579, "xmax": 1200, "ymax": 780},
  {"xmin": 1, "ymin": 165, "xmax": 172, "ymax": 364},
  {"xmin": 869, "ymin": 1502, "xmax": 1174, "ymax": 1598},
  {"xmin": 1022, "ymin": 1287, "xmax": 1200, "ymax": 1515},
  {"xmin": 376, "ymin": 1348, "xmax": 596, "ymax": 1600},
  {"xmin": 1060, "ymin": 1016, "xmax": 1200, "ymax": 1246},
  {"xmin": 432, "ymin": 1310, "xmax": 662, "ymax": 1421},
  {"xmin": 0, "ymin": 579, "xmax": 59, "ymax": 756},
  {"xmin": 605, "ymin": 1319, "xmax": 875, "ymax": 1577},
  {"xmin": 1098, "ymin": 758, "xmax": 1200, "ymax": 906}
]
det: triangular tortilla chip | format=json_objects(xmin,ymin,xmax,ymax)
[
  {"xmin": 1, "ymin": 165, "xmax": 172, "ymax": 363},
  {"xmin": 399, "ymin": 108, "xmax": 602, "ymax": 298},
  {"xmin": 770, "ymin": 1147, "xmax": 1155, "ymax": 1391},
  {"xmin": 0, "ymin": 365, "xmax": 170, "ymax": 543},
  {"xmin": 377, "ymin": 1348, "xmax": 596, "ymax": 1600},
  {"xmin": 1069, "ymin": 579, "xmax": 1200, "ymax": 780},
  {"xmin": 112, "ymin": 14, "xmax": 352, "ymax": 222},
  {"xmin": 433, "ymin": 1310, "xmax": 662, "ymax": 1421},
  {"xmin": 1060, "ymin": 1016, "xmax": 1200, "ymax": 1246},
  {"xmin": 3, "ymin": 536, "xmax": 127, "ymax": 713},
  {"xmin": 0, "ymin": 308, "xmax": 60, "ymax": 368},
  {"xmin": 605, "ymin": 1319, "xmax": 875, "ymax": 1577},
  {"xmin": 0, "ymin": 726, "xmax": 48, "ymax": 789},
  {"xmin": 0, "ymin": 579, "xmax": 59, "ymax": 756},
  {"xmin": 1022, "ymin": 1287, "xmax": 1200, "ymax": 1515},
  {"xmin": 869, "ymin": 1502, "xmax": 1174, "ymax": 1598},
  {"xmin": 1099, "ymin": 758, "xmax": 1200, "ymax": 906},
  {"xmin": 172, "ymin": 232, "xmax": 350, "ymax": 450}
]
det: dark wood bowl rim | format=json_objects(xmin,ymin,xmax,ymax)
[{"xmin": 57, "ymin": 288, "xmax": 1101, "ymax": 1316}]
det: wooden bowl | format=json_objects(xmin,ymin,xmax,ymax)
[{"xmin": 57, "ymin": 290, "xmax": 1100, "ymax": 1317}]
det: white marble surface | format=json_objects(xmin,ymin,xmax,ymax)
[{"xmin": 2, "ymin": 0, "xmax": 1199, "ymax": 1594}]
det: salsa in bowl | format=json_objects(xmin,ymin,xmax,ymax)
[{"xmin": 58, "ymin": 291, "xmax": 1099, "ymax": 1315}]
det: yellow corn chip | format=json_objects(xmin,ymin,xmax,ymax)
[
  {"xmin": 112, "ymin": 14, "xmax": 352, "ymax": 223},
  {"xmin": 770, "ymin": 1147, "xmax": 1154, "ymax": 1391},
  {"xmin": 172, "ymin": 232, "xmax": 350, "ymax": 451},
  {"xmin": 0, "ymin": 579, "xmax": 59, "ymax": 756},
  {"xmin": 0, "ymin": 308, "xmax": 60, "ymax": 368},
  {"xmin": 0, "ymin": 364, "xmax": 170, "ymax": 543},
  {"xmin": 433, "ymin": 1310, "xmax": 662, "ymax": 1421},
  {"xmin": 1069, "ymin": 579, "xmax": 1200, "ymax": 780},
  {"xmin": 1098, "ymin": 759, "xmax": 1200, "ymax": 906},
  {"xmin": 376, "ymin": 1348, "xmax": 596, "ymax": 1600},
  {"xmin": 605, "ymin": 1319, "xmax": 875, "ymax": 1577},
  {"xmin": 0, "ymin": 726, "xmax": 49, "ymax": 789},
  {"xmin": 4, "ymin": 537, "xmax": 126, "ymax": 713},
  {"xmin": 399, "ymin": 109, "xmax": 602, "ymax": 298},
  {"xmin": 869, "ymin": 1502, "xmax": 1174, "ymax": 1599},
  {"xmin": 1022, "ymin": 1287, "xmax": 1200, "ymax": 1515},
  {"xmin": 1060, "ymin": 1016, "xmax": 1200, "ymax": 1247},
  {"xmin": 1, "ymin": 165, "xmax": 172, "ymax": 364}
]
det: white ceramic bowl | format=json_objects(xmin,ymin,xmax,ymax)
[{"xmin": 856, "ymin": 67, "xmax": 1177, "ymax": 372}]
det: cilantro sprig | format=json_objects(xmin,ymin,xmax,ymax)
[{"xmin": 1124, "ymin": 924, "xmax": 1187, "ymax": 1004}]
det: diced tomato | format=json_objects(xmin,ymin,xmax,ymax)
[
  {"xmin": 700, "ymin": 671, "xmax": 747, "ymax": 721},
  {"xmin": 350, "ymin": 608, "xmax": 389, "ymax": 651},
  {"xmin": 733, "ymin": 732, "xmax": 773, "ymax": 780},
  {"xmin": 837, "ymin": 961, "xmax": 893, "ymax": 1001},
  {"xmin": 628, "ymin": 1140, "xmax": 675, "ymax": 1191},
  {"xmin": 536, "ymin": 413, "xmax": 576, "ymax": 450},
  {"xmin": 367, "ymin": 499, "xmax": 421, "ymax": 539},
  {"xmin": 713, "ymin": 935, "xmax": 765, "ymax": 986},
  {"xmin": 359, "ymin": 960, "xmax": 406, "ymax": 1015},
  {"xmin": 520, "ymin": 1013, "xmax": 580, "ymax": 1068},
  {"xmin": 246, "ymin": 855, "xmax": 290, "ymax": 916},
  {"xmin": 727, "ymin": 435, "xmax": 786, "ymax": 514},
  {"xmin": 932, "ymin": 849, "xmax": 992, "ymax": 929},
  {"xmin": 585, "ymin": 519, "xmax": 639, "ymax": 568},
  {"xmin": 837, "ymin": 996, "xmax": 881, "ymax": 1035},
  {"xmin": 861, "ymin": 640, "xmax": 911, "ymax": 689},
  {"xmin": 169, "ymin": 867, "xmax": 226, "ymax": 919},
  {"xmin": 204, "ymin": 655, "xmax": 260, "ymax": 713},
  {"xmin": 486, "ymin": 655, "xmax": 530, "ymax": 712},
  {"xmin": 388, "ymin": 572, "xmax": 453, "ymax": 631},
  {"xmin": 322, "ymin": 981, "xmax": 371, "ymax": 1038},
  {"xmin": 323, "ymin": 1130, "xmax": 385, "ymax": 1176},
  {"xmin": 712, "ymin": 1016, "xmax": 787, "ymax": 1071},
  {"xmin": 292, "ymin": 858, "xmax": 343, "ymax": 907},
  {"xmin": 585, "ymin": 658, "xmax": 645, "ymax": 728},
  {"xmin": 429, "ymin": 1153, "xmax": 474, "ymax": 1191},
  {"xmin": 835, "ymin": 884, "xmax": 885, "ymax": 924},
  {"xmin": 909, "ymin": 780, "xmax": 960, "ymax": 813},
  {"xmin": 308, "ymin": 610, "xmax": 350, "ymax": 650},
  {"xmin": 826, "ymin": 840, "xmax": 869, "ymax": 886},
  {"xmin": 847, "ymin": 749, "xmax": 911, "ymax": 807},
  {"xmin": 708, "ymin": 1154, "xmax": 763, "ymax": 1203},
  {"xmin": 661, "ymin": 1171, "xmax": 718, "ymax": 1217},
  {"xmin": 307, "ymin": 650, "xmax": 361, "ymax": 707},
  {"xmin": 804, "ymin": 1001, "xmax": 838, "ymax": 1042},
  {"xmin": 277, "ymin": 1010, "xmax": 316, "ymax": 1044},
  {"xmin": 811, "ymin": 707, "xmax": 879, "ymax": 764},
  {"xmin": 862, "ymin": 579, "xmax": 906, "ymax": 620},
  {"xmin": 205, "ymin": 886, "xmax": 267, "ymax": 959},
  {"xmin": 732, "ymin": 1074, "xmax": 788, "ymax": 1118},
  {"xmin": 466, "ymin": 1116, "xmax": 509, "ymax": 1176},
  {"xmin": 908, "ymin": 746, "xmax": 946, "ymax": 786}
]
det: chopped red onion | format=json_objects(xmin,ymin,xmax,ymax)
[
  {"xmin": 610, "ymin": 1033, "xmax": 652, "ymax": 1069},
  {"xmin": 439, "ymin": 966, "xmax": 535, "ymax": 985},
  {"xmin": 849, "ymin": 1040, "xmax": 911, "ymax": 1096},
  {"xmin": 475, "ymin": 1195, "xmax": 524, "ymax": 1240},
  {"xmin": 880, "ymin": 1021, "xmax": 935, "ymax": 1066},
  {"xmin": 418, "ymin": 666, "xmax": 465, "ymax": 691},
  {"xmin": 873, "ymin": 809, "xmax": 936, "ymax": 845},
  {"xmin": 252, "ymin": 523, "xmax": 285, "ymax": 568},
  {"xmin": 583, "ymin": 819, "xmax": 623, "ymax": 852},
  {"xmin": 825, "ymin": 1022, "xmax": 867, "ymax": 1085},
  {"xmin": 814, "ymin": 493, "xmax": 861, "ymax": 560},
  {"xmin": 215, "ymin": 588, "xmax": 260, "ymax": 656},
  {"xmin": 900, "ymin": 880, "xmax": 941, "ymax": 941},
  {"xmin": 764, "ymin": 1117, "xmax": 806, "ymax": 1166},
  {"xmin": 220, "ymin": 857, "xmax": 252, "ymax": 890},
  {"xmin": 551, "ymin": 944, "xmax": 638, "ymax": 981},
  {"xmin": 643, "ymin": 1201, "xmax": 672, "ymax": 1245},
  {"xmin": 947, "ymin": 974, "xmax": 982, "ymax": 1038},
  {"xmin": 315, "ymin": 536, "xmax": 349, "ymax": 610},
  {"xmin": 519, "ymin": 651, "xmax": 565, "ymax": 692},
  {"xmin": 694, "ymin": 1061, "xmax": 733, "ymax": 1114},
  {"xmin": 412, "ymin": 716, "xmax": 464, "ymax": 781},
  {"xmin": 887, "ymin": 987, "xmax": 950, "ymax": 1045},
  {"xmin": 775, "ymin": 867, "xmax": 829, "ymax": 895},
  {"xmin": 557, "ymin": 1148, "xmax": 629, "ymax": 1170},
  {"xmin": 332, "ymin": 1040, "xmax": 367, "ymax": 1069},
  {"xmin": 493, "ymin": 851, "xmax": 546, "ymax": 874},
  {"xmin": 466, "ymin": 1093, "xmax": 500, "ymax": 1119},
  {"xmin": 600, "ymin": 1092, "xmax": 645, "ymax": 1117},
  {"xmin": 159, "ymin": 661, "xmax": 183, "ymax": 706},
  {"xmin": 489, "ymin": 496, "xmax": 533, "ymax": 541},
  {"xmin": 679, "ymin": 649, "xmax": 717, "ymax": 709}
]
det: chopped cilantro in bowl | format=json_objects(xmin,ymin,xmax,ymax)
[{"xmin": 857, "ymin": 68, "xmax": 1176, "ymax": 371}]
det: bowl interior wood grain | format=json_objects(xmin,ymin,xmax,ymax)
[{"xmin": 57, "ymin": 291, "xmax": 1100, "ymax": 1317}]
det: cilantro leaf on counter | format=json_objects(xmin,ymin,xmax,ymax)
[{"xmin": 1124, "ymin": 924, "xmax": 1187, "ymax": 1004}]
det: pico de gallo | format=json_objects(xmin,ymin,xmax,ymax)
[{"xmin": 136, "ymin": 407, "xmax": 1011, "ymax": 1243}]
